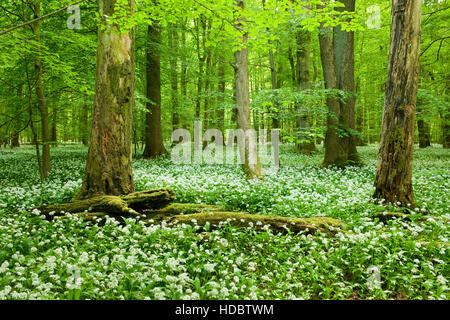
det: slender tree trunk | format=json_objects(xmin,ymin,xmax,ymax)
[
  {"xmin": 417, "ymin": 119, "xmax": 431, "ymax": 148},
  {"xmin": 168, "ymin": 24, "xmax": 179, "ymax": 131},
  {"xmin": 217, "ymin": 58, "xmax": 226, "ymax": 133},
  {"xmin": 32, "ymin": 0, "xmax": 51, "ymax": 178},
  {"xmin": 269, "ymin": 45, "xmax": 280, "ymax": 129},
  {"xmin": 51, "ymin": 105, "xmax": 57, "ymax": 145},
  {"xmin": 203, "ymin": 33, "xmax": 212, "ymax": 131},
  {"xmin": 74, "ymin": 0, "xmax": 136, "ymax": 200},
  {"xmin": 180, "ymin": 19, "xmax": 188, "ymax": 129},
  {"xmin": 80, "ymin": 104, "xmax": 89, "ymax": 146},
  {"xmin": 195, "ymin": 17, "xmax": 206, "ymax": 120},
  {"xmin": 443, "ymin": 110, "xmax": 450, "ymax": 148},
  {"xmin": 234, "ymin": 0, "xmax": 263, "ymax": 180},
  {"xmin": 373, "ymin": 0, "xmax": 421, "ymax": 208},
  {"xmin": 143, "ymin": 21, "xmax": 167, "ymax": 158},
  {"xmin": 295, "ymin": 29, "xmax": 317, "ymax": 155},
  {"xmin": 25, "ymin": 56, "xmax": 44, "ymax": 180}
]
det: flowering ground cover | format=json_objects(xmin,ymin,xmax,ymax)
[{"xmin": 0, "ymin": 144, "xmax": 448, "ymax": 299}]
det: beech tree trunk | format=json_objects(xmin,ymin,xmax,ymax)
[
  {"xmin": 373, "ymin": 0, "xmax": 421, "ymax": 208},
  {"xmin": 318, "ymin": 22, "xmax": 347, "ymax": 166},
  {"xmin": 234, "ymin": 0, "xmax": 263, "ymax": 180},
  {"xmin": 32, "ymin": 0, "xmax": 51, "ymax": 178},
  {"xmin": 80, "ymin": 105, "xmax": 89, "ymax": 146},
  {"xmin": 417, "ymin": 119, "xmax": 431, "ymax": 148},
  {"xmin": 217, "ymin": 58, "xmax": 226, "ymax": 134},
  {"xmin": 295, "ymin": 29, "xmax": 317, "ymax": 155},
  {"xmin": 143, "ymin": 22, "xmax": 167, "ymax": 158},
  {"xmin": 318, "ymin": 0, "xmax": 359, "ymax": 166},
  {"xmin": 168, "ymin": 24, "xmax": 179, "ymax": 131},
  {"xmin": 333, "ymin": 0, "xmax": 359, "ymax": 163},
  {"xmin": 180, "ymin": 18, "xmax": 188, "ymax": 129},
  {"xmin": 74, "ymin": 0, "xmax": 136, "ymax": 200},
  {"xmin": 443, "ymin": 111, "xmax": 450, "ymax": 148}
]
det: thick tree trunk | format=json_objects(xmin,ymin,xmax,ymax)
[
  {"xmin": 333, "ymin": 0, "xmax": 360, "ymax": 163},
  {"xmin": 234, "ymin": 0, "xmax": 263, "ymax": 180},
  {"xmin": 143, "ymin": 22, "xmax": 167, "ymax": 158},
  {"xmin": 74, "ymin": 0, "xmax": 136, "ymax": 200},
  {"xmin": 373, "ymin": 0, "xmax": 421, "ymax": 208},
  {"xmin": 32, "ymin": 0, "xmax": 51, "ymax": 178},
  {"xmin": 319, "ymin": 24, "xmax": 347, "ymax": 166},
  {"xmin": 417, "ymin": 119, "xmax": 431, "ymax": 148}
]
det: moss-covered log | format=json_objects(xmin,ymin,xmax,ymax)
[
  {"xmin": 143, "ymin": 203, "xmax": 224, "ymax": 219},
  {"xmin": 35, "ymin": 188, "xmax": 175, "ymax": 218},
  {"xmin": 165, "ymin": 211, "xmax": 342, "ymax": 235},
  {"xmin": 122, "ymin": 188, "xmax": 175, "ymax": 210}
]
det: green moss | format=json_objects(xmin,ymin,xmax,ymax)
[{"xmin": 165, "ymin": 211, "xmax": 342, "ymax": 236}]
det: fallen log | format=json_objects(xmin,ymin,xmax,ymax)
[
  {"xmin": 165, "ymin": 211, "xmax": 342, "ymax": 236},
  {"xmin": 35, "ymin": 188, "xmax": 175, "ymax": 218},
  {"xmin": 56, "ymin": 202, "xmax": 342, "ymax": 236}
]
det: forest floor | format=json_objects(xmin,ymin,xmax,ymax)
[{"xmin": 0, "ymin": 144, "xmax": 448, "ymax": 299}]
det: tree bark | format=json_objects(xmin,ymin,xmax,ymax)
[
  {"xmin": 74, "ymin": 0, "xmax": 136, "ymax": 200},
  {"xmin": 143, "ymin": 21, "xmax": 167, "ymax": 158},
  {"xmin": 443, "ymin": 110, "xmax": 450, "ymax": 148},
  {"xmin": 168, "ymin": 24, "xmax": 179, "ymax": 131},
  {"xmin": 32, "ymin": 0, "xmax": 51, "ymax": 178},
  {"xmin": 333, "ymin": 0, "xmax": 360, "ymax": 163},
  {"xmin": 80, "ymin": 104, "xmax": 89, "ymax": 146},
  {"xmin": 295, "ymin": 29, "xmax": 317, "ymax": 155},
  {"xmin": 318, "ymin": 23, "xmax": 347, "ymax": 166},
  {"xmin": 373, "ymin": 0, "xmax": 422, "ymax": 208},
  {"xmin": 217, "ymin": 58, "xmax": 226, "ymax": 133},
  {"xmin": 234, "ymin": 0, "xmax": 263, "ymax": 180},
  {"xmin": 417, "ymin": 119, "xmax": 431, "ymax": 148}
]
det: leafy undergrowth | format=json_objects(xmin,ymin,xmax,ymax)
[{"xmin": 0, "ymin": 144, "xmax": 448, "ymax": 299}]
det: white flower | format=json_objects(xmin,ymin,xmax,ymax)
[{"xmin": 204, "ymin": 263, "xmax": 216, "ymax": 272}]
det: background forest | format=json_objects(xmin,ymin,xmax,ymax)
[{"xmin": 0, "ymin": 0, "xmax": 448, "ymax": 301}]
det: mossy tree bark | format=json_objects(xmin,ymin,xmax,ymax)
[
  {"xmin": 234, "ymin": 0, "xmax": 263, "ymax": 180},
  {"xmin": 74, "ymin": 0, "xmax": 136, "ymax": 200},
  {"xmin": 143, "ymin": 21, "xmax": 167, "ymax": 158},
  {"xmin": 373, "ymin": 0, "xmax": 421, "ymax": 208}
]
